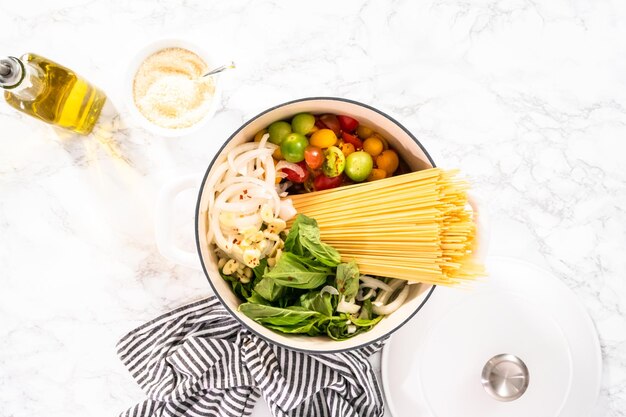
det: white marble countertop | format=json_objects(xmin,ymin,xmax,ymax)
[{"xmin": 1, "ymin": 1, "xmax": 625, "ymax": 416}]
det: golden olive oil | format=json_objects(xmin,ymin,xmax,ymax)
[{"xmin": 2, "ymin": 53, "xmax": 106, "ymax": 135}]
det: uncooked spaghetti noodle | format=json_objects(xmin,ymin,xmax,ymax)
[{"xmin": 288, "ymin": 168, "xmax": 484, "ymax": 286}]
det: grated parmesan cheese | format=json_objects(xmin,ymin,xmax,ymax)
[{"xmin": 133, "ymin": 47, "xmax": 215, "ymax": 129}]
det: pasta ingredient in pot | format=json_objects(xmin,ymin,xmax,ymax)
[{"xmin": 207, "ymin": 113, "xmax": 410, "ymax": 340}]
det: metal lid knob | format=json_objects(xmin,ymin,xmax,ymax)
[{"xmin": 481, "ymin": 354, "xmax": 529, "ymax": 401}]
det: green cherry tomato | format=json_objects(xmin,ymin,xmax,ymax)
[
  {"xmin": 345, "ymin": 151, "xmax": 373, "ymax": 182},
  {"xmin": 268, "ymin": 121, "xmax": 292, "ymax": 144},
  {"xmin": 280, "ymin": 133, "xmax": 309, "ymax": 163},
  {"xmin": 291, "ymin": 113, "xmax": 316, "ymax": 135},
  {"xmin": 322, "ymin": 146, "xmax": 346, "ymax": 178}
]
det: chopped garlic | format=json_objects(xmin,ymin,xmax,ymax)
[
  {"xmin": 243, "ymin": 248, "xmax": 261, "ymax": 267},
  {"xmin": 223, "ymin": 259, "xmax": 239, "ymax": 275}
]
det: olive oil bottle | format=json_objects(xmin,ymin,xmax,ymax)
[{"xmin": 0, "ymin": 54, "xmax": 107, "ymax": 135}]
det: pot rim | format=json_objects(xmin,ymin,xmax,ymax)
[{"xmin": 194, "ymin": 96, "xmax": 438, "ymax": 353}]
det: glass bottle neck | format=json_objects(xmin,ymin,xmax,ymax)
[{"xmin": 1, "ymin": 56, "xmax": 45, "ymax": 100}]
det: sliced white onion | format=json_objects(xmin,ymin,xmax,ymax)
[
  {"xmin": 216, "ymin": 198, "xmax": 267, "ymax": 213},
  {"xmin": 320, "ymin": 285, "xmax": 339, "ymax": 296},
  {"xmin": 279, "ymin": 198, "xmax": 297, "ymax": 221},
  {"xmin": 258, "ymin": 133, "xmax": 270, "ymax": 148},
  {"xmin": 374, "ymin": 279, "xmax": 406, "ymax": 305},
  {"xmin": 208, "ymin": 139, "xmax": 284, "ymax": 264},
  {"xmin": 275, "ymin": 160, "xmax": 305, "ymax": 177},
  {"xmin": 233, "ymin": 148, "xmax": 274, "ymax": 175},
  {"xmin": 337, "ymin": 296, "xmax": 361, "ymax": 314},
  {"xmin": 264, "ymin": 155, "xmax": 276, "ymax": 191},
  {"xmin": 206, "ymin": 161, "xmax": 230, "ymax": 212},
  {"xmin": 356, "ymin": 287, "xmax": 376, "ymax": 301},
  {"xmin": 219, "ymin": 212, "xmax": 262, "ymax": 231},
  {"xmin": 373, "ymin": 285, "xmax": 409, "ymax": 316},
  {"xmin": 277, "ymin": 181, "xmax": 292, "ymax": 194},
  {"xmin": 359, "ymin": 276, "xmax": 392, "ymax": 292}
]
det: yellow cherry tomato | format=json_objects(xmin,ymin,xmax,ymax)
[
  {"xmin": 273, "ymin": 146, "xmax": 283, "ymax": 160},
  {"xmin": 363, "ymin": 137, "xmax": 383, "ymax": 157},
  {"xmin": 357, "ymin": 125, "xmax": 373, "ymax": 139},
  {"xmin": 367, "ymin": 168, "xmax": 387, "ymax": 181},
  {"xmin": 308, "ymin": 125, "xmax": 319, "ymax": 135},
  {"xmin": 374, "ymin": 132, "xmax": 389, "ymax": 150},
  {"xmin": 340, "ymin": 142, "xmax": 355, "ymax": 156},
  {"xmin": 376, "ymin": 150, "xmax": 399, "ymax": 175},
  {"xmin": 254, "ymin": 129, "xmax": 267, "ymax": 142},
  {"xmin": 310, "ymin": 129, "xmax": 337, "ymax": 148}
]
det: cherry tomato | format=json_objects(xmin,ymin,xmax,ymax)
[
  {"xmin": 283, "ymin": 161, "xmax": 310, "ymax": 183},
  {"xmin": 356, "ymin": 125, "xmax": 373, "ymax": 138},
  {"xmin": 337, "ymin": 115, "xmax": 359, "ymax": 132},
  {"xmin": 268, "ymin": 121, "xmax": 291, "ymax": 144},
  {"xmin": 345, "ymin": 151, "xmax": 373, "ymax": 182},
  {"xmin": 304, "ymin": 145, "xmax": 324, "ymax": 169},
  {"xmin": 314, "ymin": 173, "xmax": 343, "ymax": 191},
  {"xmin": 342, "ymin": 132, "xmax": 363, "ymax": 149},
  {"xmin": 310, "ymin": 129, "xmax": 337, "ymax": 148},
  {"xmin": 339, "ymin": 142, "xmax": 355, "ymax": 157},
  {"xmin": 363, "ymin": 137, "xmax": 383, "ymax": 157},
  {"xmin": 376, "ymin": 149, "xmax": 399, "ymax": 175},
  {"xmin": 322, "ymin": 146, "xmax": 346, "ymax": 178},
  {"xmin": 319, "ymin": 114, "xmax": 341, "ymax": 134},
  {"xmin": 291, "ymin": 113, "xmax": 315, "ymax": 135},
  {"xmin": 367, "ymin": 168, "xmax": 387, "ymax": 182},
  {"xmin": 280, "ymin": 133, "xmax": 308, "ymax": 163}
]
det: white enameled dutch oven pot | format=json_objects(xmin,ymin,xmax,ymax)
[{"xmin": 155, "ymin": 97, "xmax": 487, "ymax": 353}]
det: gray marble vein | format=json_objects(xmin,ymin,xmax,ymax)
[{"xmin": 0, "ymin": 0, "xmax": 625, "ymax": 416}]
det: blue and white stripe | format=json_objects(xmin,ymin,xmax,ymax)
[{"xmin": 117, "ymin": 297, "xmax": 385, "ymax": 417}]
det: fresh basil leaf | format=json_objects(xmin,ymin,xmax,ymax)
[
  {"xmin": 265, "ymin": 320, "xmax": 322, "ymax": 336},
  {"xmin": 358, "ymin": 298, "xmax": 373, "ymax": 320},
  {"xmin": 335, "ymin": 260, "xmax": 360, "ymax": 300},
  {"xmin": 254, "ymin": 276, "xmax": 286, "ymax": 302},
  {"xmin": 324, "ymin": 315, "xmax": 351, "ymax": 340},
  {"xmin": 246, "ymin": 291, "xmax": 271, "ymax": 305},
  {"xmin": 263, "ymin": 252, "xmax": 332, "ymax": 289},
  {"xmin": 298, "ymin": 223, "xmax": 342, "ymax": 267},
  {"xmin": 284, "ymin": 215, "xmax": 316, "ymax": 256},
  {"xmin": 239, "ymin": 303, "xmax": 320, "ymax": 327},
  {"xmin": 221, "ymin": 271, "xmax": 253, "ymax": 300},
  {"xmin": 252, "ymin": 258, "xmax": 269, "ymax": 284},
  {"xmin": 299, "ymin": 291, "xmax": 334, "ymax": 316},
  {"xmin": 349, "ymin": 314, "xmax": 383, "ymax": 328}
]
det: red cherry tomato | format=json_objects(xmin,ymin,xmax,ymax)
[
  {"xmin": 283, "ymin": 161, "xmax": 310, "ymax": 183},
  {"xmin": 314, "ymin": 118, "xmax": 327, "ymax": 130},
  {"xmin": 304, "ymin": 145, "xmax": 324, "ymax": 169},
  {"xmin": 342, "ymin": 132, "xmax": 363, "ymax": 149},
  {"xmin": 337, "ymin": 115, "xmax": 359, "ymax": 132},
  {"xmin": 314, "ymin": 173, "xmax": 343, "ymax": 191},
  {"xmin": 319, "ymin": 114, "xmax": 341, "ymax": 134}
]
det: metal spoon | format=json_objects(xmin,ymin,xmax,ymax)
[{"xmin": 201, "ymin": 61, "xmax": 235, "ymax": 78}]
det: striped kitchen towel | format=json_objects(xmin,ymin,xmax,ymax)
[{"xmin": 117, "ymin": 296, "xmax": 386, "ymax": 417}]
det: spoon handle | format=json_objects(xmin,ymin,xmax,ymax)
[{"xmin": 202, "ymin": 61, "xmax": 236, "ymax": 78}]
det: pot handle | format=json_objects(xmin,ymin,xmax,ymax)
[
  {"xmin": 467, "ymin": 192, "xmax": 490, "ymax": 262},
  {"xmin": 154, "ymin": 175, "xmax": 203, "ymax": 270}
]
